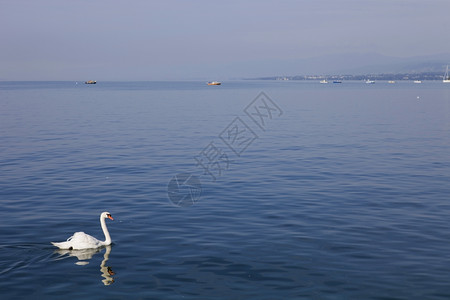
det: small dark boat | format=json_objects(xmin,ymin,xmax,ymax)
[{"xmin": 85, "ymin": 80, "xmax": 96, "ymax": 84}]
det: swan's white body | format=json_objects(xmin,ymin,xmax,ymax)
[{"xmin": 52, "ymin": 212, "xmax": 113, "ymax": 250}]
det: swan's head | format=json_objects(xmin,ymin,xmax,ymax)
[{"xmin": 101, "ymin": 212, "xmax": 114, "ymax": 220}]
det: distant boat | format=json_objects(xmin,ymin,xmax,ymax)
[
  {"xmin": 207, "ymin": 81, "xmax": 221, "ymax": 85},
  {"xmin": 333, "ymin": 80, "xmax": 342, "ymax": 84},
  {"xmin": 414, "ymin": 80, "xmax": 422, "ymax": 84},
  {"xmin": 320, "ymin": 79, "xmax": 328, "ymax": 84},
  {"xmin": 365, "ymin": 79, "xmax": 375, "ymax": 84},
  {"xmin": 444, "ymin": 65, "xmax": 450, "ymax": 83},
  {"xmin": 388, "ymin": 81, "xmax": 396, "ymax": 84},
  {"xmin": 85, "ymin": 80, "xmax": 96, "ymax": 84}
]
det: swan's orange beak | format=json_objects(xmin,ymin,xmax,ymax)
[{"xmin": 107, "ymin": 215, "xmax": 114, "ymax": 220}]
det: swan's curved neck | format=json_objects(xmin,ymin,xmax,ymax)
[{"xmin": 100, "ymin": 216, "xmax": 112, "ymax": 245}]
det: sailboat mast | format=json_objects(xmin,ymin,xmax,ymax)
[{"xmin": 444, "ymin": 65, "xmax": 450, "ymax": 83}]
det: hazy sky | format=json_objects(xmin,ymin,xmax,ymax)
[{"xmin": 1, "ymin": 0, "xmax": 449, "ymax": 80}]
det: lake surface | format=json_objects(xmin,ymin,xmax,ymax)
[{"xmin": 1, "ymin": 80, "xmax": 450, "ymax": 299}]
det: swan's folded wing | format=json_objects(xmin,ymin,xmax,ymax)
[
  {"xmin": 69, "ymin": 232, "xmax": 103, "ymax": 249},
  {"xmin": 52, "ymin": 232, "xmax": 102, "ymax": 250}
]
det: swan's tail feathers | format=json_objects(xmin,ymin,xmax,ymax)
[
  {"xmin": 51, "ymin": 232, "xmax": 80, "ymax": 249},
  {"xmin": 51, "ymin": 241, "xmax": 73, "ymax": 250}
]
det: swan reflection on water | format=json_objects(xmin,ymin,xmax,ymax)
[{"xmin": 54, "ymin": 245, "xmax": 115, "ymax": 285}]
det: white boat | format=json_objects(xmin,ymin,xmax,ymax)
[
  {"xmin": 365, "ymin": 79, "xmax": 375, "ymax": 84},
  {"xmin": 388, "ymin": 81, "xmax": 396, "ymax": 84},
  {"xmin": 444, "ymin": 65, "xmax": 450, "ymax": 83},
  {"xmin": 414, "ymin": 80, "xmax": 422, "ymax": 83},
  {"xmin": 320, "ymin": 79, "xmax": 328, "ymax": 84}
]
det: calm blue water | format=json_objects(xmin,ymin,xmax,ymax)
[{"xmin": 1, "ymin": 80, "xmax": 450, "ymax": 299}]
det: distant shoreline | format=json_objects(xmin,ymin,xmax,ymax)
[{"xmin": 248, "ymin": 72, "xmax": 446, "ymax": 81}]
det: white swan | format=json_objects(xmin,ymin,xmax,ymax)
[{"xmin": 51, "ymin": 212, "xmax": 114, "ymax": 250}]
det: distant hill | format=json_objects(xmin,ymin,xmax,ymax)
[
  {"xmin": 226, "ymin": 53, "xmax": 450, "ymax": 78},
  {"xmin": 336, "ymin": 53, "xmax": 450, "ymax": 74}
]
